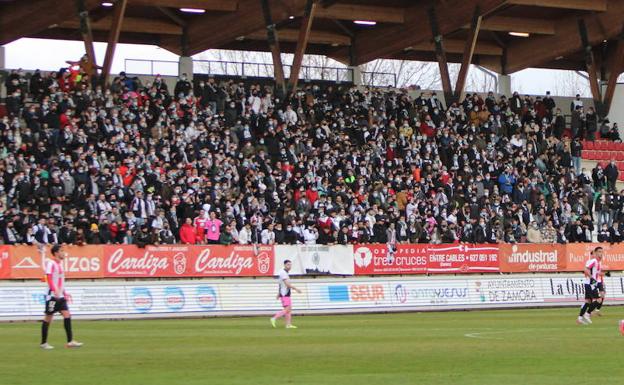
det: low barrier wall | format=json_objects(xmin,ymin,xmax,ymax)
[
  {"xmin": 1, "ymin": 243, "xmax": 623, "ymax": 280},
  {"xmin": 2, "ymin": 274, "xmax": 623, "ymax": 321}
]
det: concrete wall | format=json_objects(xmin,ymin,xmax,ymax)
[{"xmin": 606, "ymin": 83, "xmax": 624, "ymax": 131}]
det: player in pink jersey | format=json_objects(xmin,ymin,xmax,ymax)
[
  {"xmin": 270, "ymin": 260, "xmax": 301, "ymax": 329},
  {"xmin": 40, "ymin": 244, "xmax": 83, "ymax": 350}
]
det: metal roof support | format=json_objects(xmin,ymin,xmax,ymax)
[
  {"xmin": 428, "ymin": 5, "xmax": 454, "ymax": 106},
  {"xmin": 289, "ymin": 0, "xmax": 317, "ymax": 93},
  {"xmin": 455, "ymin": 6, "xmax": 482, "ymax": 102},
  {"xmin": 101, "ymin": 0, "xmax": 128, "ymax": 84}
]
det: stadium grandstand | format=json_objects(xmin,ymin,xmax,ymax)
[
  {"xmin": 3, "ymin": 2, "xmax": 624, "ymax": 384},
  {"xmin": 2, "ymin": 0, "xmax": 624, "ymax": 247},
  {"xmin": 1, "ymin": 0, "xmax": 624, "ymax": 247}
]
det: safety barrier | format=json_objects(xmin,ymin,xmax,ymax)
[
  {"xmin": 2, "ymin": 274, "xmax": 623, "ymax": 321},
  {"xmin": 0, "ymin": 243, "xmax": 622, "ymax": 280}
]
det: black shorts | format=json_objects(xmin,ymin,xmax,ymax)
[
  {"xmin": 584, "ymin": 284, "xmax": 599, "ymax": 300},
  {"xmin": 597, "ymin": 282, "xmax": 605, "ymax": 293},
  {"xmin": 44, "ymin": 297, "xmax": 69, "ymax": 315}
]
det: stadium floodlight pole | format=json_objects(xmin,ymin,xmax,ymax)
[{"xmin": 260, "ymin": 0, "xmax": 288, "ymax": 100}]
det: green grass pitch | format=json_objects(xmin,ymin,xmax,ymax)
[{"xmin": 1, "ymin": 307, "xmax": 623, "ymax": 385}]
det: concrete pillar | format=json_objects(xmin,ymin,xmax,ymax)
[
  {"xmin": 498, "ymin": 74, "xmax": 511, "ymax": 96},
  {"xmin": 349, "ymin": 65, "xmax": 362, "ymax": 86},
  {"xmin": 0, "ymin": 46, "xmax": 6, "ymax": 99},
  {"xmin": 178, "ymin": 56, "xmax": 193, "ymax": 80},
  {"xmin": 607, "ymin": 83, "xmax": 624, "ymax": 137},
  {"xmin": 0, "ymin": 46, "xmax": 5, "ymax": 70}
]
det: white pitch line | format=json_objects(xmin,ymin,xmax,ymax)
[{"xmin": 464, "ymin": 327, "xmax": 592, "ymax": 340}]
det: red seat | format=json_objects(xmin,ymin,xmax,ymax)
[
  {"xmin": 584, "ymin": 141, "xmax": 595, "ymax": 150},
  {"xmin": 617, "ymin": 162, "xmax": 624, "ymax": 171},
  {"xmin": 585, "ymin": 150, "xmax": 597, "ymax": 159},
  {"xmin": 616, "ymin": 152, "xmax": 624, "ymax": 161}
]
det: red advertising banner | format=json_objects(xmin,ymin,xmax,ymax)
[
  {"xmin": 353, "ymin": 244, "xmax": 499, "ymax": 275},
  {"xmin": 8, "ymin": 245, "xmax": 104, "ymax": 279},
  {"xmin": 0, "ymin": 246, "xmax": 10, "ymax": 279},
  {"xmin": 499, "ymin": 244, "xmax": 566, "ymax": 273},
  {"xmin": 426, "ymin": 244, "xmax": 499, "ymax": 273},
  {"xmin": 354, "ymin": 244, "xmax": 428, "ymax": 275},
  {"xmin": 103, "ymin": 245, "xmax": 274, "ymax": 278},
  {"xmin": 565, "ymin": 243, "xmax": 624, "ymax": 271}
]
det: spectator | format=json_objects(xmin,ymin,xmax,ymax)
[
  {"xmin": 219, "ymin": 224, "xmax": 234, "ymax": 245},
  {"xmin": 205, "ymin": 211, "xmax": 223, "ymax": 245},
  {"xmin": 527, "ymin": 221, "xmax": 543, "ymax": 243},
  {"xmin": 179, "ymin": 218, "xmax": 196, "ymax": 245},
  {"xmin": 604, "ymin": 161, "xmax": 619, "ymax": 192}
]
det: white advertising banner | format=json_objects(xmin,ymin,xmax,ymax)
[
  {"xmin": 2, "ymin": 274, "xmax": 624, "ymax": 321},
  {"xmin": 274, "ymin": 245, "xmax": 354, "ymax": 276}
]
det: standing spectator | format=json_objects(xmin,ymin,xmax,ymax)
[
  {"xmin": 571, "ymin": 138, "xmax": 583, "ymax": 176},
  {"xmin": 604, "ymin": 161, "xmax": 619, "ymax": 192},
  {"xmin": 205, "ymin": 211, "xmax": 223, "ymax": 244},
  {"xmin": 179, "ymin": 218, "xmax": 196, "ymax": 245},
  {"xmin": 174, "ymin": 73, "xmax": 192, "ymax": 97}
]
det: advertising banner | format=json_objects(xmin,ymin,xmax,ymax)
[
  {"xmin": 353, "ymin": 244, "xmax": 428, "ymax": 275},
  {"xmin": 564, "ymin": 243, "xmax": 624, "ymax": 271},
  {"xmin": 389, "ymin": 279, "xmax": 472, "ymax": 307},
  {"xmin": 274, "ymin": 245, "xmax": 354, "ymax": 275},
  {"xmin": 426, "ymin": 244, "xmax": 499, "ymax": 273},
  {"xmin": 353, "ymin": 244, "xmax": 499, "ymax": 275},
  {"xmin": 471, "ymin": 277, "xmax": 543, "ymax": 304},
  {"xmin": 3, "ymin": 274, "xmax": 624, "ymax": 321},
  {"xmin": 103, "ymin": 245, "xmax": 274, "ymax": 278},
  {"xmin": 498, "ymin": 244, "xmax": 565, "ymax": 273},
  {"xmin": 0, "ymin": 246, "xmax": 10, "ymax": 279},
  {"xmin": 8, "ymin": 245, "xmax": 104, "ymax": 279},
  {"xmin": 307, "ymin": 281, "xmax": 391, "ymax": 309}
]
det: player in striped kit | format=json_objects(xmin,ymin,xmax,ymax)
[
  {"xmin": 40, "ymin": 244, "xmax": 83, "ymax": 350},
  {"xmin": 577, "ymin": 247, "xmax": 603, "ymax": 325}
]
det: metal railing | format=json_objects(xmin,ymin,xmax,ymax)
[
  {"xmin": 124, "ymin": 59, "xmax": 179, "ymax": 77},
  {"xmin": 362, "ymin": 71, "xmax": 398, "ymax": 87},
  {"xmin": 193, "ymin": 59, "xmax": 354, "ymax": 83},
  {"xmin": 123, "ymin": 58, "xmax": 395, "ymax": 87}
]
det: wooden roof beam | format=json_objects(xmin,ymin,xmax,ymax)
[
  {"xmin": 505, "ymin": 0, "xmax": 624, "ymax": 73},
  {"xmin": 246, "ymin": 29, "xmax": 350, "ymax": 46},
  {"xmin": 165, "ymin": 0, "xmax": 305, "ymax": 57},
  {"xmin": 315, "ymin": 4, "xmax": 404, "ymax": 24},
  {"xmin": 407, "ymin": 39, "xmax": 503, "ymax": 56},
  {"xmin": 0, "ymin": 0, "xmax": 101, "ymax": 45},
  {"xmin": 456, "ymin": 6, "xmax": 483, "ymax": 100},
  {"xmin": 506, "ymin": 0, "xmax": 607, "ymax": 11},
  {"xmin": 60, "ymin": 16, "xmax": 183, "ymax": 35},
  {"xmin": 289, "ymin": 0, "xmax": 316, "ymax": 91},
  {"xmin": 129, "ymin": 0, "xmax": 238, "ymax": 12},
  {"xmin": 473, "ymin": 16, "xmax": 555, "ymax": 35},
  {"xmin": 350, "ymin": 0, "xmax": 506, "ymax": 65}
]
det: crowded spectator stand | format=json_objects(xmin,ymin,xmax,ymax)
[{"xmin": 1, "ymin": 61, "xmax": 622, "ymax": 250}]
